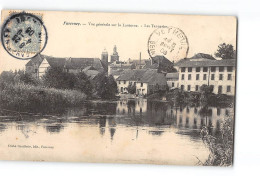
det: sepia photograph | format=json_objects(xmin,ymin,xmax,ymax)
[{"xmin": 0, "ymin": 10, "xmax": 237, "ymax": 166}]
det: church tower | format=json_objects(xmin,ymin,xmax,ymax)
[
  {"xmin": 110, "ymin": 45, "xmax": 119, "ymax": 63},
  {"xmin": 101, "ymin": 48, "xmax": 108, "ymax": 71}
]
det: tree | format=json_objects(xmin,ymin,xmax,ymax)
[
  {"xmin": 74, "ymin": 72, "xmax": 93, "ymax": 97},
  {"xmin": 215, "ymin": 43, "xmax": 236, "ymax": 60},
  {"xmin": 126, "ymin": 83, "xmax": 136, "ymax": 94},
  {"xmin": 19, "ymin": 72, "xmax": 39, "ymax": 85},
  {"xmin": 95, "ymin": 74, "xmax": 118, "ymax": 99},
  {"xmin": 42, "ymin": 67, "xmax": 76, "ymax": 89}
]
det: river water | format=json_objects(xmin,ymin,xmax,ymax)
[{"xmin": 0, "ymin": 98, "xmax": 233, "ymax": 165}]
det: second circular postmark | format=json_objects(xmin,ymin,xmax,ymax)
[
  {"xmin": 1, "ymin": 12, "xmax": 48, "ymax": 60},
  {"xmin": 148, "ymin": 27, "xmax": 189, "ymax": 63}
]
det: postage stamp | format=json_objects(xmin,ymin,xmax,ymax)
[
  {"xmin": 148, "ymin": 27, "xmax": 189, "ymax": 63},
  {"xmin": 1, "ymin": 12, "xmax": 47, "ymax": 60}
]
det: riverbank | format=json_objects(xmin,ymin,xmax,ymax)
[
  {"xmin": 147, "ymin": 89, "xmax": 234, "ymax": 107},
  {"xmin": 0, "ymin": 83, "xmax": 87, "ymax": 112}
]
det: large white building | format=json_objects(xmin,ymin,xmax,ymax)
[{"xmin": 175, "ymin": 56, "xmax": 236, "ymax": 95}]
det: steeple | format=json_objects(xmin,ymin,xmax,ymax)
[
  {"xmin": 113, "ymin": 45, "xmax": 118, "ymax": 55},
  {"xmin": 111, "ymin": 45, "xmax": 119, "ymax": 63},
  {"xmin": 101, "ymin": 48, "xmax": 108, "ymax": 72}
]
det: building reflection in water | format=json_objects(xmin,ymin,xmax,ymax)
[{"xmin": 115, "ymin": 98, "xmax": 233, "ymax": 137}]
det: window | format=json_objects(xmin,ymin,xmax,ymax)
[
  {"xmin": 217, "ymin": 108, "xmax": 221, "ymax": 116},
  {"xmin": 124, "ymin": 80, "xmax": 126, "ymax": 84},
  {"xmin": 119, "ymin": 81, "xmax": 121, "ymax": 84},
  {"xmin": 172, "ymin": 82, "xmax": 174, "ymax": 87},
  {"xmin": 35, "ymin": 69, "xmax": 38, "ymax": 73},
  {"xmin": 196, "ymin": 74, "xmax": 200, "ymax": 80},
  {"xmin": 228, "ymin": 74, "xmax": 232, "ymax": 80},
  {"xmin": 203, "ymin": 74, "xmax": 207, "ymax": 80},
  {"xmin": 181, "ymin": 67, "xmax": 186, "ymax": 72},
  {"xmin": 187, "ymin": 85, "xmax": 191, "ymax": 91},
  {"xmin": 218, "ymin": 86, "xmax": 222, "ymax": 94},
  {"xmin": 188, "ymin": 67, "xmax": 192, "ymax": 72},
  {"xmin": 181, "ymin": 74, "xmax": 185, "ymax": 80},
  {"xmin": 195, "ymin": 85, "xmax": 199, "ymax": 91},
  {"xmin": 186, "ymin": 107, "xmax": 190, "ymax": 113},
  {"xmin": 225, "ymin": 109, "xmax": 229, "ymax": 116},
  {"xmin": 227, "ymin": 66, "xmax": 233, "ymax": 72},
  {"xmin": 227, "ymin": 86, "xmax": 231, "ymax": 92},
  {"xmin": 211, "ymin": 66, "xmax": 216, "ymax": 72},
  {"xmin": 141, "ymin": 83, "xmax": 143, "ymax": 87},
  {"xmin": 211, "ymin": 74, "xmax": 215, "ymax": 80},
  {"xmin": 181, "ymin": 85, "xmax": 184, "ymax": 90},
  {"xmin": 194, "ymin": 108, "xmax": 198, "ymax": 114},
  {"xmin": 196, "ymin": 67, "xmax": 200, "ymax": 72},
  {"xmin": 203, "ymin": 67, "xmax": 208, "ymax": 72},
  {"xmin": 219, "ymin": 74, "xmax": 223, "ymax": 80},
  {"xmin": 219, "ymin": 66, "xmax": 224, "ymax": 72},
  {"xmin": 188, "ymin": 74, "xmax": 191, "ymax": 80},
  {"xmin": 121, "ymin": 87, "xmax": 123, "ymax": 92}
]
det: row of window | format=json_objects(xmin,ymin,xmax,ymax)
[
  {"xmin": 181, "ymin": 73, "xmax": 232, "ymax": 81},
  {"xmin": 180, "ymin": 85, "xmax": 232, "ymax": 93},
  {"xmin": 179, "ymin": 107, "xmax": 230, "ymax": 116},
  {"xmin": 118, "ymin": 81, "xmax": 143, "ymax": 87},
  {"xmin": 118, "ymin": 80, "xmax": 127, "ymax": 84},
  {"xmin": 181, "ymin": 66, "xmax": 233, "ymax": 73}
]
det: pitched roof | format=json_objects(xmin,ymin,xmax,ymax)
[
  {"xmin": 166, "ymin": 73, "xmax": 179, "ymax": 80},
  {"xmin": 116, "ymin": 69, "xmax": 167, "ymax": 86},
  {"xmin": 26, "ymin": 54, "xmax": 104, "ymax": 71},
  {"xmin": 116, "ymin": 69, "xmax": 147, "ymax": 81},
  {"xmin": 190, "ymin": 53, "xmax": 216, "ymax": 60},
  {"xmin": 175, "ymin": 58, "xmax": 236, "ymax": 67},
  {"xmin": 139, "ymin": 69, "xmax": 167, "ymax": 85},
  {"xmin": 25, "ymin": 54, "xmax": 44, "ymax": 66}
]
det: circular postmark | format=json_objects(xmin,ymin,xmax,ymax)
[
  {"xmin": 1, "ymin": 12, "xmax": 48, "ymax": 60},
  {"xmin": 148, "ymin": 27, "xmax": 189, "ymax": 63}
]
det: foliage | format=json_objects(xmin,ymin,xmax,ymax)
[
  {"xmin": 19, "ymin": 72, "xmax": 40, "ymax": 85},
  {"xmin": 0, "ymin": 83, "xmax": 86, "ymax": 112},
  {"xmin": 200, "ymin": 84, "xmax": 214, "ymax": 105},
  {"xmin": 126, "ymin": 83, "xmax": 136, "ymax": 94},
  {"xmin": 74, "ymin": 72, "xmax": 93, "ymax": 98},
  {"xmin": 95, "ymin": 73, "xmax": 118, "ymax": 99},
  {"xmin": 199, "ymin": 116, "xmax": 234, "ymax": 166},
  {"xmin": 42, "ymin": 67, "xmax": 76, "ymax": 89},
  {"xmin": 215, "ymin": 43, "xmax": 236, "ymax": 60}
]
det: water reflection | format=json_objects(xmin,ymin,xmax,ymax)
[{"xmin": 0, "ymin": 99, "xmax": 233, "ymax": 164}]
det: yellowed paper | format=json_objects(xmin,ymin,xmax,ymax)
[{"xmin": 0, "ymin": 10, "xmax": 237, "ymax": 166}]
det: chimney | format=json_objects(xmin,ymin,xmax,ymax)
[{"xmin": 139, "ymin": 52, "xmax": 141, "ymax": 69}]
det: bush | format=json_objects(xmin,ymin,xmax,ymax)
[
  {"xmin": 95, "ymin": 73, "xmax": 118, "ymax": 99},
  {"xmin": 42, "ymin": 67, "xmax": 76, "ymax": 89},
  {"xmin": 199, "ymin": 116, "xmax": 234, "ymax": 166},
  {"xmin": 126, "ymin": 83, "xmax": 136, "ymax": 94},
  {"xmin": 74, "ymin": 72, "xmax": 93, "ymax": 98},
  {"xmin": 0, "ymin": 83, "xmax": 87, "ymax": 112}
]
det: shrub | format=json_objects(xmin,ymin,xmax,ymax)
[
  {"xmin": 0, "ymin": 83, "xmax": 87, "ymax": 112},
  {"xmin": 95, "ymin": 73, "xmax": 118, "ymax": 99},
  {"xmin": 126, "ymin": 83, "xmax": 136, "ymax": 94},
  {"xmin": 74, "ymin": 72, "xmax": 94, "ymax": 98},
  {"xmin": 199, "ymin": 116, "xmax": 234, "ymax": 166}
]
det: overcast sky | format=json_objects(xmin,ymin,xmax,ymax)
[{"xmin": 0, "ymin": 10, "xmax": 237, "ymax": 72}]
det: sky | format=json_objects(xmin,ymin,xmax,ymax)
[{"xmin": 0, "ymin": 10, "xmax": 237, "ymax": 72}]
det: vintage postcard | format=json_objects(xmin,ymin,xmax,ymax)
[{"xmin": 0, "ymin": 10, "xmax": 237, "ymax": 166}]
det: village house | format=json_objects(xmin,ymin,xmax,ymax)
[
  {"xmin": 25, "ymin": 54, "xmax": 104, "ymax": 78},
  {"xmin": 136, "ymin": 69, "xmax": 167, "ymax": 96},
  {"xmin": 166, "ymin": 72, "xmax": 179, "ymax": 90},
  {"xmin": 116, "ymin": 69, "xmax": 167, "ymax": 96},
  {"xmin": 175, "ymin": 53, "xmax": 236, "ymax": 95},
  {"xmin": 116, "ymin": 69, "xmax": 147, "ymax": 94}
]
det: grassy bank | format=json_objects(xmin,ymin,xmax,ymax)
[{"xmin": 0, "ymin": 83, "xmax": 87, "ymax": 112}]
